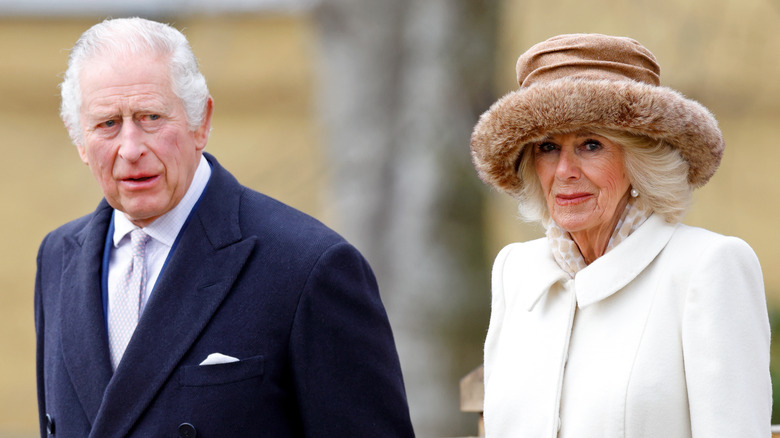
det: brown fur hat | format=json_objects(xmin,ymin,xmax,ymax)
[{"xmin": 470, "ymin": 33, "xmax": 724, "ymax": 198}]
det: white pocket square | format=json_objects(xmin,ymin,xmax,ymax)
[{"xmin": 199, "ymin": 352, "xmax": 240, "ymax": 366}]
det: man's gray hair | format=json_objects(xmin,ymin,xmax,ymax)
[{"xmin": 60, "ymin": 17, "xmax": 210, "ymax": 145}]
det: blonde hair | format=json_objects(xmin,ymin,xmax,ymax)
[{"xmin": 516, "ymin": 129, "xmax": 692, "ymax": 225}]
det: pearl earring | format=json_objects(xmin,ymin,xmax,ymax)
[{"xmin": 630, "ymin": 188, "xmax": 639, "ymax": 198}]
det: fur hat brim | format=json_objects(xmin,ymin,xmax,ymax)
[{"xmin": 470, "ymin": 78, "xmax": 724, "ymax": 197}]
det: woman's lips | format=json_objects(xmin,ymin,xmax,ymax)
[{"xmin": 555, "ymin": 192, "xmax": 592, "ymax": 206}]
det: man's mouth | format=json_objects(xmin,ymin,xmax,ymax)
[{"xmin": 120, "ymin": 174, "xmax": 159, "ymax": 187}]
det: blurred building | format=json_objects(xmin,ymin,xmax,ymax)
[{"xmin": 2, "ymin": 0, "xmax": 780, "ymax": 436}]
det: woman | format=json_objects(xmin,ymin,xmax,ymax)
[{"xmin": 470, "ymin": 34, "xmax": 771, "ymax": 437}]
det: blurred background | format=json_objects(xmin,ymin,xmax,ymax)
[{"xmin": 1, "ymin": 0, "xmax": 780, "ymax": 436}]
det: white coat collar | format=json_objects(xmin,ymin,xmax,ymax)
[{"xmin": 523, "ymin": 213, "xmax": 678, "ymax": 311}]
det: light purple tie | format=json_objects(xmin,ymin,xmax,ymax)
[{"xmin": 109, "ymin": 228, "xmax": 151, "ymax": 370}]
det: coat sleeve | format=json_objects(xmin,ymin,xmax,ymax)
[
  {"xmin": 482, "ymin": 243, "xmax": 521, "ymax": 437},
  {"xmin": 288, "ymin": 241, "xmax": 415, "ymax": 437},
  {"xmin": 682, "ymin": 236, "xmax": 772, "ymax": 437},
  {"xmin": 483, "ymin": 244, "xmax": 513, "ymax": 389},
  {"xmin": 34, "ymin": 234, "xmax": 49, "ymax": 438}
]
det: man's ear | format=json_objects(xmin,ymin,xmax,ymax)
[
  {"xmin": 71, "ymin": 127, "xmax": 89, "ymax": 165},
  {"xmin": 194, "ymin": 97, "xmax": 214, "ymax": 151},
  {"xmin": 76, "ymin": 143, "xmax": 89, "ymax": 165},
  {"xmin": 65, "ymin": 123, "xmax": 89, "ymax": 164}
]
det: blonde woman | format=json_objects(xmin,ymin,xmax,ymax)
[{"xmin": 470, "ymin": 33, "xmax": 771, "ymax": 437}]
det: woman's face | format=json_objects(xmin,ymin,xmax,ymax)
[{"xmin": 533, "ymin": 131, "xmax": 631, "ymax": 234}]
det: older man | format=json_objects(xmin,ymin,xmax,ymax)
[{"xmin": 35, "ymin": 17, "xmax": 414, "ymax": 438}]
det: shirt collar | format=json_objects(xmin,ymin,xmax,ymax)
[{"xmin": 113, "ymin": 154, "xmax": 211, "ymax": 247}]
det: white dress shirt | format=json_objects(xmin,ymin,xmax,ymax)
[{"xmin": 109, "ymin": 154, "xmax": 211, "ymax": 315}]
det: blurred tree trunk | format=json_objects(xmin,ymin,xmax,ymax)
[{"xmin": 313, "ymin": 0, "xmax": 500, "ymax": 435}]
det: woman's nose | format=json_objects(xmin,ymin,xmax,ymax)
[{"xmin": 555, "ymin": 149, "xmax": 581, "ymax": 180}]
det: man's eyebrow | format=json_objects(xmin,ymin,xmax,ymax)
[
  {"xmin": 83, "ymin": 110, "xmax": 118, "ymax": 121},
  {"xmin": 85, "ymin": 104, "xmax": 167, "ymax": 119},
  {"xmin": 135, "ymin": 104, "xmax": 166, "ymax": 113}
]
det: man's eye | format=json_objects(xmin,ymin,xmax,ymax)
[
  {"xmin": 101, "ymin": 120, "xmax": 116, "ymax": 128},
  {"xmin": 148, "ymin": 114, "xmax": 160, "ymax": 121}
]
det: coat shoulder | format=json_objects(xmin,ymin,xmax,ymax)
[
  {"xmin": 38, "ymin": 203, "xmax": 111, "ymax": 254},
  {"xmin": 667, "ymin": 223, "xmax": 758, "ymax": 263},
  {"xmin": 495, "ymin": 237, "xmax": 549, "ymax": 269},
  {"xmin": 44, "ymin": 212, "xmax": 92, "ymax": 240},
  {"xmin": 236, "ymin": 187, "xmax": 350, "ymax": 257},
  {"xmin": 201, "ymin": 154, "xmax": 351, "ymax": 258}
]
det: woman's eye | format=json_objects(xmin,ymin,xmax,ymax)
[
  {"xmin": 583, "ymin": 140, "xmax": 602, "ymax": 151},
  {"xmin": 537, "ymin": 142, "xmax": 557, "ymax": 153}
]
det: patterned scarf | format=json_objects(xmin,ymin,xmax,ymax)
[{"xmin": 546, "ymin": 198, "xmax": 652, "ymax": 278}]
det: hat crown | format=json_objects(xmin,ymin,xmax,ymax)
[{"xmin": 516, "ymin": 33, "xmax": 661, "ymax": 88}]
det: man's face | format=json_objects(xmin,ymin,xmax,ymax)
[{"xmin": 76, "ymin": 52, "xmax": 211, "ymax": 227}]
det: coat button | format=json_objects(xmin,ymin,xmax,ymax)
[
  {"xmin": 178, "ymin": 423, "xmax": 197, "ymax": 438},
  {"xmin": 45, "ymin": 414, "xmax": 55, "ymax": 435}
]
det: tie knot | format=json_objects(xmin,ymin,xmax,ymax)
[{"xmin": 129, "ymin": 229, "xmax": 151, "ymax": 252}]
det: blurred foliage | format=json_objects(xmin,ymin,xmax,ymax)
[{"xmin": 770, "ymin": 307, "xmax": 780, "ymax": 423}]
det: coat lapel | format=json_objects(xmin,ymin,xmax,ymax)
[
  {"xmin": 519, "ymin": 214, "xmax": 679, "ymax": 311},
  {"xmin": 575, "ymin": 214, "xmax": 677, "ymax": 308},
  {"xmin": 515, "ymin": 239, "xmax": 570, "ymax": 312},
  {"xmin": 59, "ymin": 201, "xmax": 115, "ymax": 425},
  {"xmin": 89, "ymin": 154, "xmax": 257, "ymax": 437}
]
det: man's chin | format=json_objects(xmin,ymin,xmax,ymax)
[{"xmin": 119, "ymin": 208, "xmax": 165, "ymax": 228}]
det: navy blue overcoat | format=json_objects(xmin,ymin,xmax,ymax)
[{"xmin": 35, "ymin": 153, "xmax": 415, "ymax": 437}]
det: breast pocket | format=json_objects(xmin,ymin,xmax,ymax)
[{"xmin": 178, "ymin": 354, "xmax": 265, "ymax": 387}]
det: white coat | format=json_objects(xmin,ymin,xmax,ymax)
[{"xmin": 483, "ymin": 214, "xmax": 772, "ymax": 437}]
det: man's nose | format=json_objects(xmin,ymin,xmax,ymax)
[{"xmin": 117, "ymin": 120, "xmax": 146, "ymax": 162}]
